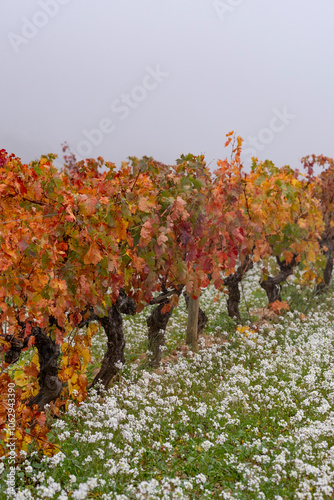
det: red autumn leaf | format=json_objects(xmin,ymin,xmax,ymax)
[
  {"xmin": 18, "ymin": 238, "xmax": 29, "ymax": 252},
  {"xmin": 55, "ymin": 329, "xmax": 63, "ymax": 345},
  {"xmin": 34, "ymin": 412, "xmax": 46, "ymax": 427},
  {"xmin": 16, "ymin": 178, "xmax": 28, "ymax": 195},
  {"xmin": 24, "ymin": 323, "xmax": 32, "ymax": 338},
  {"xmin": 161, "ymin": 303, "xmax": 172, "ymax": 314},
  {"xmin": 27, "ymin": 336, "xmax": 35, "ymax": 347}
]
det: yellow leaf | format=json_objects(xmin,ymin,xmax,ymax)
[
  {"xmin": 61, "ymin": 343, "xmax": 69, "ymax": 354},
  {"xmin": 307, "ymin": 249, "xmax": 316, "ymax": 263},
  {"xmin": 88, "ymin": 323, "xmax": 98, "ymax": 335},
  {"xmin": 15, "ymin": 429, "xmax": 23, "ymax": 440},
  {"xmin": 31, "ymin": 353, "xmax": 39, "ymax": 368},
  {"xmin": 63, "ymin": 366, "xmax": 74, "ymax": 380},
  {"xmin": 61, "ymin": 354, "xmax": 69, "ymax": 366},
  {"xmin": 115, "ymin": 219, "xmax": 129, "ymax": 240},
  {"xmin": 23, "ymin": 434, "xmax": 32, "ymax": 447},
  {"xmin": 53, "ymin": 279, "xmax": 67, "ymax": 292},
  {"xmin": 80, "ymin": 346, "xmax": 91, "ymax": 371}
]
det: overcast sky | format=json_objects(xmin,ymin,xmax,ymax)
[{"xmin": 1, "ymin": 0, "xmax": 334, "ymax": 171}]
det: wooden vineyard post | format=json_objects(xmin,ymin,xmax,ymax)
[{"xmin": 186, "ymin": 293, "xmax": 200, "ymax": 353}]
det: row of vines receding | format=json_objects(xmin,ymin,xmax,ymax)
[{"xmin": 0, "ymin": 134, "xmax": 333, "ymax": 457}]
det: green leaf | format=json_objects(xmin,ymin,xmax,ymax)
[{"xmin": 13, "ymin": 295, "xmax": 23, "ymax": 306}]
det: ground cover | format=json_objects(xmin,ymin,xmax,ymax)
[{"xmin": 1, "ymin": 267, "xmax": 334, "ymax": 499}]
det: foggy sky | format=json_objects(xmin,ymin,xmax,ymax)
[{"xmin": 1, "ymin": 0, "xmax": 334, "ymax": 172}]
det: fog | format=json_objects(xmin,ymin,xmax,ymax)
[{"xmin": 1, "ymin": 0, "xmax": 334, "ymax": 171}]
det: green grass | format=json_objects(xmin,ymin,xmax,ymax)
[{"xmin": 1, "ymin": 267, "xmax": 334, "ymax": 498}]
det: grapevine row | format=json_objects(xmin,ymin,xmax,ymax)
[{"xmin": 0, "ymin": 135, "xmax": 332, "ymax": 456}]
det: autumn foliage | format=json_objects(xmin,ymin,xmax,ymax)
[{"xmin": 0, "ymin": 137, "xmax": 331, "ymax": 458}]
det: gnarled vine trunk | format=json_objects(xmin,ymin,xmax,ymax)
[
  {"xmin": 5, "ymin": 323, "xmax": 63, "ymax": 411},
  {"xmin": 323, "ymin": 251, "xmax": 334, "ymax": 288},
  {"xmin": 260, "ymin": 255, "xmax": 297, "ymax": 305},
  {"xmin": 147, "ymin": 300, "xmax": 175, "ymax": 368},
  {"xmin": 90, "ymin": 306, "xmax": 125, "ymax": 389},
  {"xmin": 225, "ymin": 274, "xmax": 242, "ymax": 322},
  {"xmin": 90, "ymin": 289, "xmax": 136, "ymax": 389},
  {"xmin": 224, "ymin": 255, "xmax": 253, "ymax": 322},
  {"xmin": 146, "ymin": 287, "xmax": 184, "ymax": 369},
  {"xmin": 4, "ymin": 289, "xmax": 136, "ymax": 407},
  {"xmin": 27, "ymin": 326, "xmax": 63, "ymax": 410},
  {"xmin": 147, "ymin": 287, "xmax": 209, "ymax": 368},
  {"xmin": 317, "ymin": 240, "xmax": 334, "ymax": 294},
  {"xmin": 4, "ymin": 336, "xmax": 24, "ymax": 365}
]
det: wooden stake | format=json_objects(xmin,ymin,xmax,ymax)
[{"xmin": 186, "ymin": 294, "xmax": 200, "ymax": 352}]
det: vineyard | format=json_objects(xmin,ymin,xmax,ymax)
[{"xmin": 1, "ymin": 135, "xmax": 334, "ymax": 498}]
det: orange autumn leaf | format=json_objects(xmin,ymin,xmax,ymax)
[
  {"xmin": 83, "ymin": 244, "xmax": 103, "ymax": 265},
  {"xmin": 269, "ymin": 300, "xmax": 290, "ymax": 314},
  {"xmin": 24, "ymin": 363, "xmax": 39, "ymax": 378}
]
